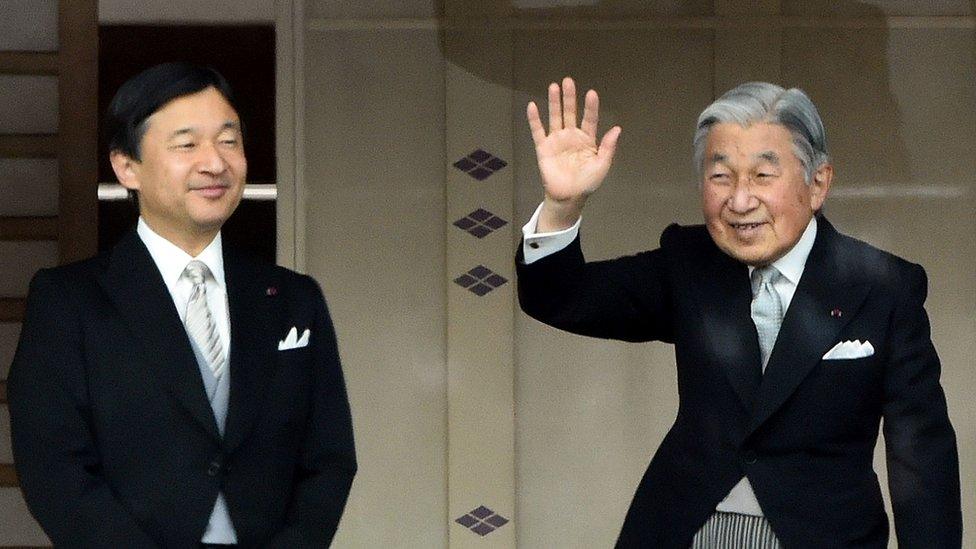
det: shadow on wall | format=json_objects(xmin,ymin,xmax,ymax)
[{"xmin": 439, "ymin": 0, "xmax": 912, "ymax": 185}]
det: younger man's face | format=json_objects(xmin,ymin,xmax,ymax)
[{"xmin": 116, "ymin": 86, "xmax": 247, "ymax": 243}]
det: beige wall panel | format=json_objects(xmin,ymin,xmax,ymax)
[
  {"xmin": 782, "ymin": 0, "xmax": 973, "ymax": 16},
  {"xmin": 714, "ymin": 0, "xmax": 781, "ymax": 16},
  {"xmin": 0, "ymin": 76, "xmax": 58, "ymax": 134},
  {"xmin": 0, "ymin": 489, "xmax": 48, "ymax": 545},
  {"xmin": 0, "ymin": 242, "xmax": 57, "ymax": 297},
  {"xmin": 782, "ymin": 28, "xmax": 976, "ymax": 188},
  {"xmin": 713, "ymin": 31, "xmax": 781, "ymax": 94},
  {"xmin": 0, "ymin": 324, "xmax": 19, "ymax": 379},
  {"xmin": 513, "ymin": 29, "xmax": 713, "ymax": 547},
  {"xmin": 445, "ymin": 28, "xmax": 517, "ymax": 548},
  {"xmin": 0, "ymin": 0, "xmax": 58, "ymax": 51},
  {"xmin": 303, "ymin": 29, "xmax": 448, "ymax": 548},
  {"xmin": 98, "ymin": 0, "xmax": 274, "ymax": 23},
  {"xmin": 0, "ymin": 159, "xmax": 59, "ymax": 217},
  {"xmin": 307, "ymin": 0, "xmax": 442, "ymax": 19}
]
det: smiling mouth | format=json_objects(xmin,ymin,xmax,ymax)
[
  {"xmin": 191, "ymin": 185, "xmax": 230, "ymax": 198},
  {"xmin": 729, "ymin": 221, "xmax": 766, "ymax": 230},
  {"xmin": 727, "ymin": 221, "xmax": 768, "ymax": 238}
]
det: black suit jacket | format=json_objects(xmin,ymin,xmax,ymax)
[
  {"xmin": 8, "ymin": 229, "xmax": 357, "ymax": 548},
  {"xmin": 516, "ymin": 217, "xmax": 960, "ymax": 548}
]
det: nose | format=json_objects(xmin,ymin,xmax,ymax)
[
  {"xmin": 727, "ymin": 178, "xmax": 758, "ymax": 213},
  {"xmin": 196, "ymin": 141, "xmax": 229, "ymax": 176}
]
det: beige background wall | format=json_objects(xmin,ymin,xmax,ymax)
[{"xmin": 295, "ymin": 1, "xmax": 976, "ymax": 548}]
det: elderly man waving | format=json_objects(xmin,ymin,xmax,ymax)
[{"xmin": 516, "ymin": 78, "xmax": 960, "ymax": 548}]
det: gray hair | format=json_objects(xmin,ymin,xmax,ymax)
[{"xmin": 693, "ymin": 82, "xmax": 829, "ymax": 183}]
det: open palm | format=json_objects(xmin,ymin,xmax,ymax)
[{"xmin": 527, "ymin": 77, "xmax": 621, "ymax": 204}]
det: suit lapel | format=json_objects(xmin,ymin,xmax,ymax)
[
  {"xmin": 97, "ymin": 230, "xmax": 221, "ymax": 441},
  {"xmin": 746, "ymin": 218, "xmax": 872, "ymax": 435},
  {"xmin": 697, "ymin": 243, "xmax": 764, "ymax": 412},
  {"xmin": 221, "ymin": 250, "xmax": 279, "ymax": 455}
]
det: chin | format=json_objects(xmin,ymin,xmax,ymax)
[{"xmin": 717, "ymin": 241, "xmax": 770, "ymax": 266}]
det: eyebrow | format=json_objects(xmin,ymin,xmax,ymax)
[
  {"xmin": 755, "ymin": 150, "xmax": 780, "ymax": 164},
  {"xmin": 708, "ymin": 153, "xmax": 728, "ymax": 164},
  {"xmin": 167, "ymin": 121, "xmax": 240, "ymax": 140}
]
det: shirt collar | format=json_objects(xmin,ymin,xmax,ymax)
[
  {"xmin": 136, "ymin": 217, "xmax": 226, "ymax": 289},
  {"xmin": 747, "ymin": 216, "xmax": 818, "ymax": 286}
]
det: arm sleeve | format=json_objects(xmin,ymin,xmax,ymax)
[
  {"xmin": 516, "ymin": 226, "xmax": 675, "ymax": 344},
  {"xmin": 7, "ymin": 270, "xmax": 158, "ymax": 548},
  {"xmin": 266, "ymin": 278, "xmax": 357, "ymax": 548},
  {"xmin": 881, "ymin": 264, "xmax": 961, "ymax": 548}
]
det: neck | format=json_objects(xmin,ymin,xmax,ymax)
[{"xmin": 141, "ymin": 216, "xmax": 218, "ymax": 257}]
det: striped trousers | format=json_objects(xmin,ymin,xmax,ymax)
[{"xmin": 690, "ymin": 511, "xmax": 782, "ymax": 549}]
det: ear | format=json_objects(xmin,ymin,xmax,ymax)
[
  {"xmin": 110, "ymin": 150, "xmax": 141, "ymax": 191},
  {"xmin": 809, "ymin": 163, "xmax": 833, "ymax": 211}
]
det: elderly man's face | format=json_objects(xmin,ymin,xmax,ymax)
[{"xmin": 700, "ymin": 122, "xmax": 831, "ymax": 266}]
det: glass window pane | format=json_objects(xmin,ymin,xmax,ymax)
[
  {"xmin": 0, "ymin": 242, "xmax": 58, "ymax": 297},
  {"xmin": 0, "ymin": 159, "xmax": 58, "ymax": 216},
  {"xmin": 0, "ymin": 323, "xmax": 19, "ymax": 379},
  {"xmin": 0, "ymin": 76, "xmax": 58, "ymax": 134},
  {"xmin": 0, "ymin": 0, "xmax": 58, "ymax": 51}
]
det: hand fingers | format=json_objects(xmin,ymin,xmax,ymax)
[
  {"xmin": 597, "ymin": 126, "xmax": 622, "ymax": 164},
  {"xmin": 547, "ymin": 82, "xmax": 562, "ymax": 132},
  {"xmin": 562, "ymin": 76, "xmax": 577, "ymax": 129},
  {"xmin": 581, "ymin": 89, "xmax": 599, "ymax": 137},
  {"xmin": 526, "ymin": 101, "xmax": 547, "ymax": 147}
]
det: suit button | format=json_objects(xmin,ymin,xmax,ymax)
[
  {"xmin": 742, "ymin": 450, "xmax": 758, "ymax": 465},
  {"xmin": 207, "ymin": 459, "xmax": 222, "ymax": 477}
]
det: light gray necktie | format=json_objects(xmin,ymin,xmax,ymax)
[
  {"xmin": 183, "ymin": 260, "xmax": 226, "ymax": 379},
  {"xmin": 751, "ymin": 265, "xmax": 783, "ymax": 371}
]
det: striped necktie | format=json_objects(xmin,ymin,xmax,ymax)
[
  {"xmin": 183, "ymin": 260, "xmax": 226, "ymax": 379},
  {"xmin": 750, "ymin": 265, "xmax": 783, "ymax": 371}
]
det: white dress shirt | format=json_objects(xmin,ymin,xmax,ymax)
[
  {"xmin": 136, "ymin": 218, "xmax": 238, "ymax": 543},
  {"xmin": 520, "ymin": 203, "xmax": 818, "ymax": 516}
]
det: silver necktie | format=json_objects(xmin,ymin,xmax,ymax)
[
  {"xmin": 751, "ymin": 266, "xmax": 783, "ymax": 371},
  {"xmin": 183, "ymin": 260, "xmax": 226, "ymax": 379}
]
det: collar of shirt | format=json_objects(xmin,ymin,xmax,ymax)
[
  {"xmin": 136, "ymin": 217, "xmax": 226, "ymax": 292},
  {"xmin": 746, "ymin": 216, "xmax": 817, "ymax": 283},
  {"xmin": 747, "ymin": 216, "xmax": 818, "ymax": 310}
]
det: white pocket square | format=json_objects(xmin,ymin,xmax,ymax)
[
  {"xmin": 278, "ymin": 327, "xmax": 311, "ymax": 351},
  {"xmin": 822, "ymin": 339, "xmax": 874, "ymax": 360}
]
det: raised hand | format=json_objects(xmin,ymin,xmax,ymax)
[{"xmin": 527, "ymin": 76, "xmax": 621, "ymax": 231}]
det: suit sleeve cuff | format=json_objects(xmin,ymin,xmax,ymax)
[{"xmin": 521, "ymin": 202, "xmax": 581, "ymax": 264}]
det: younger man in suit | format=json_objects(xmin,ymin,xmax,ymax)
[
  {"xmin": 8, "ymin": 63, "xmax": 356, "ymax": 547},
  {"xmin": 517, "ymin": 78, "xmax": 960, "ymax": 547}
]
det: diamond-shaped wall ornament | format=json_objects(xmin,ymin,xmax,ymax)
[
  {"xmin": 455, "ymin": 506, "xmax": 510, "ymax": 537},
  {"xmin": 454, "ymin": 266, "xmax": 508, "ymax": 296},
  {"xmin": 453, "ymin": 149, "xmax": 508, "ymax": 181},
  {"xmin": 453, "ymin": 208, "xmax": 508, "ymax": 239}
]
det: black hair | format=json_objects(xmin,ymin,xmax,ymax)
[{"xmin": 105, "ymin": 62, "xmax": 242, "ymax": 161}]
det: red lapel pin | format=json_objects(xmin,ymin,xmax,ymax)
[
  {"xmin": 266, "ymin": 286, "xmax": 278, "ymax": 296},
  {"xmin": 830, "ymin": 308, "xmax": 842, "ymax": 318}
]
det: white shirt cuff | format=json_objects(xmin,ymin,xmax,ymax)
[{"xmin": 521, "ymin": 202, "xmax": 581, "ymax": 264}]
